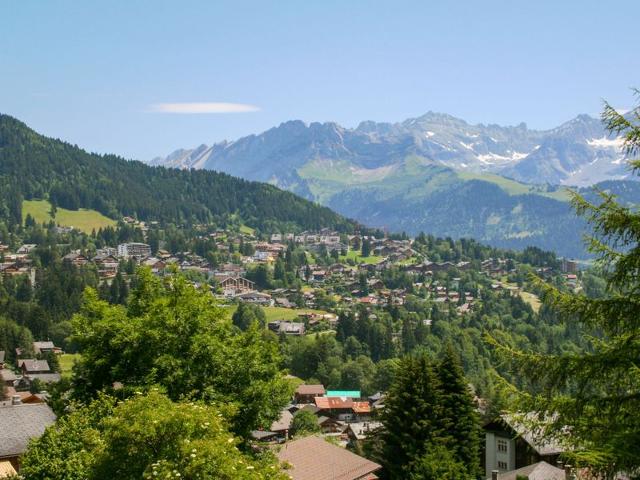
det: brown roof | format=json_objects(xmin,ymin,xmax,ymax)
[
  {"xmin": 296, "ymin": 384, "xmax": 326, "ymax": 396},
  {"xmin": 276, "ymin": 435, "xmax": 381, "ymax": 480},
  {"xmin": 351, "ymin": 402, "xmax": 371, "ymax": 414},
  {"xmin": 495, "ymin": 461, "xmax": 565, "ymax": 480},
  {"xmin": 315, "ymin": 396, "xmax": 353, "ymax": 410}
]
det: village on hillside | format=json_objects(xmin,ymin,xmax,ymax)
[{"xmin": 0, "ymin": 214, "xmax": 588, "ymax": 479}]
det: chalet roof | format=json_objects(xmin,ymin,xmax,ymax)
[
  {"xmin": 0, "ymin": 368, "xmax": 18, "ymax": 382},
  {"xmin": 485, "ymin": 414, "xmax": 565, "ymax": 457},
  {"xmin": 347, "ymin": 421, "xmax": 382, "ymax": 440},
  {"xmin": 351, "ymin": 402, "xmax": 371, "ymax": 414},
  {"xmin": 33, "ymin": 341, "xmax": 55, "ymax": 352},
  {"xmin": 18, "ymin": 359, "xmax": 50, "ymax": 373},
  {"xmin": 315, "ymin": 397, "xmax": 354, "ymax": 410},
  {"xmin": 0, "ymin": 403, "xmax": 56, "ymax": 458},
  {"xmin": 271, "ymin": 409, "xmax": 293, "ymax": 432},
  {"xmin": 296, "ymin": 384, "xmax": 326, "ymax": 396},
  {"xmin": 275, "ymin": 435, "xmax": 381, "ymax": 480},
  {"xmin": 492, "ymin": 461, "xmax": 565, "ymax": 480}
]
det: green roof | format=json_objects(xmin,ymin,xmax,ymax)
[{"xmin": 325, "ymin": 390, "xmax": 361, "ymax": 398}]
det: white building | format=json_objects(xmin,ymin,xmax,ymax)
[{"xmin": 117, "ymin": 242, "xmax": 151, "ymax": 258}]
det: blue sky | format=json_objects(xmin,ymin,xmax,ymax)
[{"xmin": 1, "ymin": 1, "xmax": 638, "ymax": 160}]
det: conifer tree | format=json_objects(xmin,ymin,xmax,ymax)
[
  {"xmin": 494, "ymin": 92, "xmax": 640, "ymax": 475},
  {"xmin": 436, "ymin": 344, "xmax": 481, "ymax": 478},
  {"xmin": 374, "ymin": 354, "xmax": 444, "ymax": 479}
]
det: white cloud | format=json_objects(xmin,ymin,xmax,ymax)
[{"xmin": 149, "ymin": 102, "xmax": 260, "ymax": 114}]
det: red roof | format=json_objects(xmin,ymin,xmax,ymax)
[
  {"xmin": 315, "ymin": 396, "xmax": 353, "ymax": 410},
  {"xmin": 351, "ymin": 401, "xmax": 371, "ymax": 414}
]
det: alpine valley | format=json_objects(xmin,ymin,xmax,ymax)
[{"xmin": 151, "ymin": 112, "xmax": 640, "ymax": 258}]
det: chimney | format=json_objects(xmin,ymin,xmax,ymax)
[
  {"xmin": 491, "ymin": 470, "xmax": 499, "ymax": 480},
  {"xmin": 12, "ymin": 395, "xmax": 22, "ymax": 405}
]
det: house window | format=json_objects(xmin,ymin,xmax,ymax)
[
  {"xmin": 497, "ymin": 438, "xmax": 508, "ymax": 453},
  {"xmin": 497, "ymin": 461, "xmax": 508, "ymax": 470}
]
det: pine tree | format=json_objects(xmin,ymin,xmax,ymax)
[
  {"xmin": 493, "ymin": 92, "xmax": 640, "ymax": 474},
  {"xmin": 436, "ymin": 344, "xmax": 481, "ymax": 478},
  {"xmin": 375, "ymin": 354, "xmax": 444, "ymax": 479}
]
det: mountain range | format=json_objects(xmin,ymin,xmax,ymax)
[
  {"xmin": 150, "ymin": 112, "xmax": 639, "ymax": 258},
  {"xmin": 150, "ymin": 112, "xmax": 631, "ymax": 187}
]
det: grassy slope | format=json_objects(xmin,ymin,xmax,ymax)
[
  {"xmin": 223, "ymin": 305, "xmax": 328, "ymax": 322},
  {"xmin": 339, "ymin": 250, "xmax": 384, "ymax": 265},
  {"xmin": 297, "ymin": 154, "xmax": 571, "ymax": 203},
  {"xmin": 59, "ymin": 353, "xmax": 81, "ymax": 379},
  {"xmin": 23, "ymin": 199, "xmax": 116, "ymax": 233},
  {"xmin": 457, "ymin": 171, "xmax": 571, "ymax": 201}
]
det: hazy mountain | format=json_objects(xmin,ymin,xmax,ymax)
[{"xmin": 150, "ymin": 112, "xmax": 631, "ymax": 187}]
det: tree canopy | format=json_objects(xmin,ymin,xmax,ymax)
[
  {"xmin": 71, "ymin": 268, "xmax": 292, "ymax": 438},
  {"xmin": 494, "ymin": 92, "xmax": 640, "ymax": 475},
  {"xmin": 19, "ymin": 391, "xmax": 287, "ymax": 480}
]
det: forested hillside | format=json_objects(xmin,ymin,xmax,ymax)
[{"xmin": 0, "ymin": 114, "xmax": 358, "ymax": 233}]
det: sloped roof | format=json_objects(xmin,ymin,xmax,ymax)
[
  {"xmin": 315, "ymin": 396, "xmax": 353, "ymax": 410},
  {"xmin": 271, "ymin": 409, "xmax": 293, "ymax": 432},
  {"xmin": 18, "ymin": 359, "xmax": 50, "ymax": 373},
  {"xmin": 296, "ymin": 384, "xmax": 326, "ymax": 396},
  {"xmin": 501, "ymin": 414, "xmax": 565, "ymax": 456},
  {"xmin": 351, "ymin": 402, "xmax": 371, "ymax": 414},
  {"xmin": 494, "ymin": 461, "xmax": 565, "ymax": 480},
  {"xmin": 0, "ymin": 403, "xmax": 56, "ymax": 458},
  {"xmin": 276, "ymin": 435, "xmax": 381, "ymax": 480}
]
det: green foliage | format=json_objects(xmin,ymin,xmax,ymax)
[
  {"xmin": 373, "ymin": 352, "xmax": 480, "ymax": 480},
  {"xmin": 494, "ymin": 94, "xmax": 640, "ymax": 475},
  {"xmin": 71, "ymin": 268, "xmax": 292, "ymax": 438},
  {"xmin": 0, "ymin": 316, "xmax": 34, "ymax": 364},
  {"xmin": 20, "ymin": 392, "xmax": 286, "ymax": 480},
  {"xmin": 232, "ymin": 302, "xmax": 267, "ymax": 331},
  {"xmin": 291, "ymin": 410, "xmax": 320, "ymax": 437},
  {"xmin": 406, "ymin": 445, "xmax": 474, "ymax": 480}
]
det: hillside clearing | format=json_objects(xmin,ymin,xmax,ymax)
[{"xmin": 23, "ymin": 199, "xmax": 116, "ymax": 233}]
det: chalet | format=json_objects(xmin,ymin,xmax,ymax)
[
  {"xmin": 16, "ymin": 244, "xmax": 37, "ymax": 254},
  {"xmin": 268, "ymin": 321, "xmax": 305, "ymax": 336},
  {"xmin": 142, "ymin": 257, "xmax": 166, "ymax": 273},
  {"xmin": 275, "ymin": 435, "xmax": 381, "ymax": 480},
  {"xmin": 314, "ymin": 415, "xmax": 345, "ymax": 435},
  {"xmin": 93, "ymin": 254, "xmax": 119, "ymax": 275},
  {"xmin": 0, "ymin": 401, "xmax": 56, "ymax": 471},
  {"xmin": 62, "ymin": 252, "xmax": 89, "ymax": 267},
  {"xmin": 346, "ymin": 421, "xmax": 382, "ymax": 445},
  {"xmin": 18, "ymin": 359, "xmax": 50, "ymax": 375},
  {"xmin": 484, "ymin": 415, "xmax": 564, "ymax": 478},
  {"xmin": 32, "ymin": 341, "xmax": 59, "ymax": 355},
  {"xmin": 0, "ymin": 351, "xmax": 5, "ymax": 368},
  {"xmin": 235, "ymin": 291, "xmax": 273, "ymax": 306},
  {"xmin": 270, "ymin": 409, "xmax": 294, "ymax": 440},
  {"xmin": 274, "ymin": 297, "xmax": 295, "ymax": 308},
  {"xmin": 294, "ymin": 384, "xmax": 326, "ymax": 404},
  {"xmin": 218, "ymin": 276, "xmax": 254, "ymax": 296},
  {"xmin": 214, "ymin": 263, "xmax": 245, "ymax": 278},
  {"xmin": 314, "ymin": 396, "xmax": 371, "ymax": 423},
  {"xmin": 0, "ymin": 368, "xmax": 18, "ymax": 387}
]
